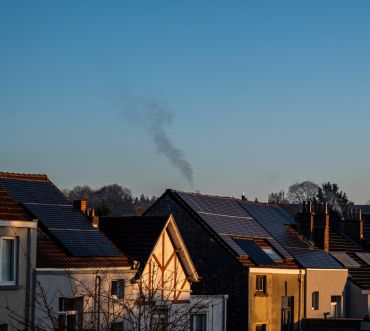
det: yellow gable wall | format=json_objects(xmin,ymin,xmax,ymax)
[{"xmin": 141, "ymin": 227, "xmax": 191, "ymax": 302}]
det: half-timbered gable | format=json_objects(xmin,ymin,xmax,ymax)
[{"xmin": 99, "ymin": 214, "xmax": 199, "ymax": 303}]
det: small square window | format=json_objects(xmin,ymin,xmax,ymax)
[
  {"xmin": 256, "ymin": 275, "xmax": 266, "ymax": 293},
  {"xmin": 111, "ymin": 280, "xmax": 125, "ymax": 299},
  {"xmin": 111, "ymin": 321, "xmax": 124, "ymax": 331},
  {"xmin": 312, "ymin": 291, "xmax": 319, "ymax": 310},
  {"xmin": 191, "ymin": 313, "xmax": 207, "ymax": 331},
  {"xmin": 256, "ymin": 324, "xmax": 266, "ymax": 331}
]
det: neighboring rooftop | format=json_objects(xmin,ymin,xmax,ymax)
[
  {"xmin": 0, "ymin": 172, "xmax": 126, "ymax": 267},
  {"xmin": 99, "ymin": 215, "xmax": 169, "ymax": 265},
  {"xmin": 158, "ymin": 190, "xmax": 341, "ymax": 269}
]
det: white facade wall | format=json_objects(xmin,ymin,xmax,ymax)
[{"xmin": 0, "ymin": 220, "xmax": 37, "ymax": 330}]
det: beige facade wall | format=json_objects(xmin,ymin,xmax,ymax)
[
  {"xmin": 305, "ymin": 268, "xmax": 348, "ymax": 318},
  {"xmin": 0, "ymin": 222, "xmax": 37, "ymax": 330},
  {"xmin": 249, "ymin": 268, "xmax": 305, "ymax": 331}
]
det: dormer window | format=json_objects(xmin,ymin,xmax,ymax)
[{"xmin": 261, "ymin": 247, "xmax": 281, "ymax": 261}]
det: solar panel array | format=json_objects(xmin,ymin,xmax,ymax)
[
  {"xmin": 240, "ymin": 202, "xmax": 341, "ymax": 268},
  {"xmin": 0, "ymin": 176, "xmax": 123, "ymax": 257},
  {"xmin": 200, "ymin": 213, "xmax": 269, "ymax": 238},
  {"xmin": 177, "ymin": 192, "xmax": 249, "ymax": 217},
  {"xmin": 50, "ymin": 229, "xmax": 122, "ymax": 257},
  {"xmin": 0, "ymin": 178, "xmax": 68, "ymax": 205},
  {"xmin": 24, "ymin": 204, "xmax": 91, "ymax": 230},
  {"xmin": 177, "ymin": 192, "xmax": 296, "ymax": 263},
  {"xmin": 293, "ymin": 248, "xmax": 341, "ymax": 268},
  {"xmin": 233, "ymin": 238, "xmax": 275, "ymax": 266}
]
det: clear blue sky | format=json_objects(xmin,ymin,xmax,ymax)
[{"xmin": 1, "ymin": 1, "xmax": 370, "ymax": 202}]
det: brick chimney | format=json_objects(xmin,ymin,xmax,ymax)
[
  {"xmin": 298, "ymin": 201, "xmax": 330, "ymax": 252},
  {"xmin": 342, "ymin": 208, "xmax": 363, "ymax": 244},
  {"xmin": 298, "ymin": 201, "xmax": 315, "ymax": 241},
  {"xmin": 74, "ymin": 200, "xmax": 87, "ymax": 214}
]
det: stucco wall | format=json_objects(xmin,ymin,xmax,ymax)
[
  {"xmin": 0, "ymin": 224, "xmax": 37, "ymax": 330},
  {"xmin": 190, "ymin": 295, "xmax": 228, "ymax": 331},
  {"xmin": 147, "ymin": 193, "xmax": 249, "ymax": 330},
  {"xmin": 305, "ymin": 269, "xmax": 348, "ymax": 318},
  {"xmin": 35, "ymin": 269, "xmax": 135, "ymax": 330},
  {"xmin": 249, "ymin": 269, "xmax": 305, "ymax": 331}
]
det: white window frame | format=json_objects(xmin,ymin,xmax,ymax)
[
  {"xmin": 58, "ymin": 296, "xmax": 84, "ymax": 331},
  {"xmin": 0, "ymin": 236, "xmax": 17, "ymax": 286}
]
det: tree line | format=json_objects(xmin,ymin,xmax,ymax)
[
  {"xmin": 63, "ymin": 184, "xmax": 157, "ymax": 216},
  {"xmin": 268, "ymin": 181, "xmax": 351, "ymax": 214}
]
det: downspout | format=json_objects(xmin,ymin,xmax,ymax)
[
  {"xmin": 222, "ymin": 295, "xmax": 228, "ymax": 331},
  {"xmin": 31, "ymin": 269, "xmax": 36, "ymax": 330},
  {"xmin": 298, "ymin": 270, "xmax": 303, "ymax": 330},
  {"xmin": 247, "ymin": 269, "xmax": 250, "ymax": 330},
  {"xmin": 24, "ymin": 228, "xmax": 32, "ymax": 330}
]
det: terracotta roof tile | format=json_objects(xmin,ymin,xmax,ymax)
[
  {"xmin": 0, "ymin": 172, "xmax": 48, "ymax": 181},
  {"xmin": 0, "ymin": 188, "xmax": 34, "ymax": 221},
  {"xmin": 37, "ymin": 232, "xmax": 130, "ymax": 269}
]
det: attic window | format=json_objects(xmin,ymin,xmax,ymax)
[{"xmin": 261, "ymin": 247, "xmax": 281, "ymax": 261}]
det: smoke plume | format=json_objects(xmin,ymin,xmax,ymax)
[{"xmin": 123, "ymin": 98, "xmax": 194, "ymax": 186}]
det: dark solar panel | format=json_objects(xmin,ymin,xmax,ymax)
[
  {"xmin": 24, "ymin": 204, "xmax": 91, "ymax": 230},
  {"xmin": 50, "ymin": 229, "xmax": 123, "ymax": 257},
  {"xmin": 178, "ymin": 192, "xmax": 250, "ymax": 217},
  {"xmin": 240, "ymin": 202, "xmax": 343, "ymax": 267},
  {"xmin": 233, "ymin": 238, "xmax": 274, "ymax": 266},
  {"xmin": 0, "ymin": 178, "xmax": 68, "ymax": 205},
  {"xmin": 199, "ymin": 213, "xmax": 270, "ymax": 238},
  {"xmin": 292, "ymin": 248, "xmax": 341, "ymax": 268}
]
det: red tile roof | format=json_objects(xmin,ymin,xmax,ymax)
[
  {"xmin": 37, "ymin": 231, "xmax": 130, "ymax": 269},
  {"xmin": 0, "ymin": 172, "xmax": 48, "ymax": 181},
  {"xmin": 0, "ymin": 188, "xmax": 34, "ymax": 221}
]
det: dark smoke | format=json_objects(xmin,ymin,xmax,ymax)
[{"xmin": 123, "ymin": 98, "xmax": 194, "ymax": 186}]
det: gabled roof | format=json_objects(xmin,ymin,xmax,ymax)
[
  {"xmin": 0, "ymin": 172, "xmax": 127, "ymax": 268},
  {"xmin": 151, "ymin": 190, "xmax": 341, "ymax": 269},
  {"xmin": 157, "ymin": 190, "xmax": 299, "ymax": 269},
  {"xmin": 99, "ymin": 215, "xmax": 199, "ymax": 281},
  {"xmin": 0, "ymin": 187, "xmax": 34, "ymax": 221}
]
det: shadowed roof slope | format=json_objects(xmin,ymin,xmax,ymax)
[{"xmin": 99, "ymin": 216, "xmax": 169, "ymax": 265}]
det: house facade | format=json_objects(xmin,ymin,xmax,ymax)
[
  {"xmin": 99, "ymin": 214, "xmax": 227, "ymax": 331},
  {"xmin": 0, "ymin": 188, "xmax": 37, "ymax": 330},
  {"xmin": 146, "ymin": 190, "xmax": 347, "ymax": 330}
]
